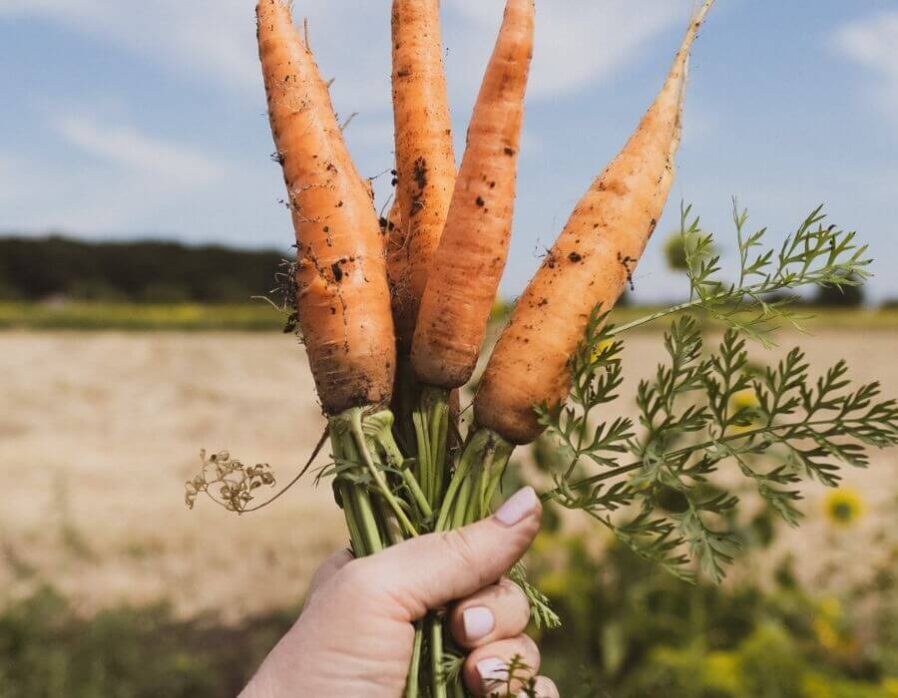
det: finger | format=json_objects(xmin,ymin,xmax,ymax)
[
  {"xmin": 464, "ymin": 634, "xmax": 540, "ymax": 696},
  {"xmin": 350, "ymin": 487, "xmax": 541, "ymax": 621},
  {"xmin": 306, "ymin": 548, "xmax": 353, "ymax": 602},
  {"xmin": 449, "ymin": 578, "xmax": 531, "ymax": 648},
  {"xmin": 526, "ymin": 676, "xmax": 560, "ymax": 698}
]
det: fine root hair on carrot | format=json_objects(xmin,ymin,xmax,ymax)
[
  {"xmin": 257, "ymin": 0, "xmax": 396, "ymax": 415},
  {"xmin": 411, "ymin": 0, "xmax": 535, "ymax": 390},
  {"xmin": 474, "ymin": 0, "xmax": 716, "ymax": 445},
  {"xmin": 384, "ymin": 195, "xmax": 408, "ymax": 301},
  {"xmin": 390, "ymin": 0, "xmax": 457, "ymax": 352}
]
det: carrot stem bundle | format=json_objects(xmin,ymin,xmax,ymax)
[{"xmin": 474, "ymin": 0, "xmax": 715, "ymax": 445}]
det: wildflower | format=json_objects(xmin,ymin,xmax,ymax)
[
  {"xmin": 729, "ymin": 388, "xmax": 760, "ymax": 432},
  {"xmin": 590, "ymin": 339, "xmax": 615, "ymax": 364},
  {"xmin": 823, "ymin": 488, "xmax": 864, "ymax": 528}
]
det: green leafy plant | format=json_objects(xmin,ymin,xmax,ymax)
[{"xmin": 538, "ymin": 203, "xmax": 896, "ymax": 582}]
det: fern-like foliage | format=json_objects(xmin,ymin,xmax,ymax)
[
  {"xmin": 539, "ymin": 205, "xmax": 898, "ymax": 583},
  {"xmin": 613, "ymin": 201, "xmax": 872, "ymax": 343}
]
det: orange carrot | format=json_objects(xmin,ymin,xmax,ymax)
[
  {"xmin": 383, "ymin": 195, "xmax": 406, "ymax": 302},
  {"xmin": 411, "ymin": 0, "xmax": 535, "ymax": 389},
  {"xmin": 475, "ymin": 0, "xmax": 715, "ymax": 444},
  {"xmin": 391, "ymin": 0, "xmax": 457, "ymax": 351},
  {"xmin": 257, "ymin": 0, "xmax": 395, "ymax": 415}
]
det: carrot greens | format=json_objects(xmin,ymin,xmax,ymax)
[{"xmin": 539, "ymin": 205, "xmax": 898, "ymax": 583}]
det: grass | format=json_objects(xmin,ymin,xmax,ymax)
[
  {"xmin": 0, "ymin": 301, "xmax": 286, "ymax": 331},
  {"xmin": 559, "ymin": 305, "xmax": 898, "ymax": 333},
  {"xmin": 1, "ymin": 301, "xmax": 898, "ymax": 332},
  {"xmin": 0, "ymin": 586, "xmax": 294, "ymax": 698}
]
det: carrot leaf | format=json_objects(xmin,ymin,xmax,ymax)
[
  {"xmin": 613, "ymin": 201, "xmax": 872, "ymax": 344},
  {"xmin": 541, "ymin": 286, "xmax": 898, "ymax": 583}
]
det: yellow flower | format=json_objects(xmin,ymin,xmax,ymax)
[
  {"xmin": 727, "ymin": 388, "xmax": 760, "ymax": 433},
  {"xmin": 730, "ymin": 388, "xmax": 760, "ymax": 412},
  {"xmin": 590, "ymin": 339, "xmax": 615, "ymax": 363},
  {"xmin": 823, "ymin": 488, "xmax": 864, "ymax": 528}
]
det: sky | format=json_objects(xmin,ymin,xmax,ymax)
[{"xmin": 1, "ymin": 0, "xmax": 897, "ymax": 303}]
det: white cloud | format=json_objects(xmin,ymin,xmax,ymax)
[
  {"xmin": 54, "ymin": 115, "xmax": 222, "ymax": 187},
  {"xmin": 1, "ymin": 0, "xmax": 693, "ymax": 106},
  {"xmin": 0, "ymin": 0, "xmax": 392, "ymax": 111},
  {"xmin": 0, "ymin": 0, "xmax": 260, "ymax": 93},
  {"xmin": 0, "ymin": 114, "xmax": 227, "ymax": 233},
  {"xmin": 449, "ymin": 0, "xmax": 691, "ymax": 99},
  {"xmin": 835, "ymin": 10, "xmax": 898, "ymax": 120}
]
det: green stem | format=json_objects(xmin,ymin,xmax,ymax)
[
  {"xmin": 440, "ymin": 428, "xmax": 514, "ymax": 532},
  {"xmin": 346, "ymin": 408, "xmax": 419, "ymax": 538},
  {"xmin": 453, "ymin": 477, "xmax": 475, "ymax": 530},
  {"xmin": 353, "ymin": 487, "xmax": 383, "ymax": 554},
  {"xmin": 430, "ymin": 615, "xmax": 447, "ymax": 698},
  {"xmin": 413, "ymin": 386, "xmax": 452, "ymax": 509},
  {"xmin": 330, "ymin": 416, "xmax": 384, "ymax": 555},
  {"xmin": 405, "ymin": 622, "xmax": 424, "ymax": 698},
  {"xmin": 380, "ymin": 428, "xmax": 433, "ymax": 520},
  {"xmin": 436, "ymin": 428, "xmax": 489, "ymax": 531},
  {"xmin": 338, "ymin": 480, "xmax": 366, "ymax": 557},
  {"xmin": 413, "ymin": 408, "xmax": 432, "ymax": 501},
  {"xmin": 610, "ymin": 298, "xmax": 709, "ymax": 335},
  {"xmin": 425, "ymin": 387, "xmax": 450, "ymax": 504}
]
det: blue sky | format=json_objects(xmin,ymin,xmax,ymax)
[{"xmin": 1, "ymin": 0, "xmax": 897, "ymax": 302}]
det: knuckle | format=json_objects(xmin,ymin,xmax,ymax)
[
  {"xmin": 334, "ymin": 558, "xmax": 379, "ymax": 595},
  {"xmin": 500, "ymin": 578, "xmax": 531, "ymax": 616},
  {"xmin": 441, "ymin": 529, "xmax": 485, "ymax": 582},
  {"xmin": 519, "ymin": 634, "xmax": 541, "ymax": 669}
]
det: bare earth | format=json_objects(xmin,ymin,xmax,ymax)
[{"xmin": 1, "ymin": 329, "xmax": 896, "ymax": 619}]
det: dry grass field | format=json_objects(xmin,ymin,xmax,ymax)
[{"xmin": 1, "ymin": 327, "xmax": 896, "ymax": 621}]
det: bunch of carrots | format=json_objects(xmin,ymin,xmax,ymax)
[{"xmin": 256, "ymin": 0, "xmax": 714, "ymax": 694}]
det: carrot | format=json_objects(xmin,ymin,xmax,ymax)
[
  {"xmin": 391, "ymin": 0, "xmax": 457, "ymax": 352},
  {"xmin": 474, "ymin": 0, "xmax": 715, "ymax": 444},
  {"xmin": 411, "ymin": 0, "xmax": 535, "ymax": 389},
  {"xmin": 383, "ymin": 195, "xmax": 406, "ymax": 302},
  {"xmin": 257, "ymin": 0, "xmax": 395, "ymax": 415}
]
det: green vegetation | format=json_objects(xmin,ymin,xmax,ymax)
[
  {"xmin": 3, "ymin": 301, "xmax": 898, "ymax": 332},
  {"xmin": 532, "ymin": 531, "xmax": 898, "ymax": 697},
  {"xmin": 3, "ymin": 532, "xmax": 896, "ymax": 698},
  {"xmin": 0, "ymin": 587, "xmax": 294, "ymax": 698},
  {"xmin": 0, "ymin": 302, "xmax": 285, "ymax": 331},
  {"xmin": 0, "ymin": 236, "xmax": 286, "ymax": 303}
]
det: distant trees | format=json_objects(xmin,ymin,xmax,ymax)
[
  {"xmin": 811, "ymin": 272, "xmax": 865, "ymax": 307},
  {"xmin": 0, "ymin": 236, "xmax": 287, "ymax": 303},
  {"xmin": 0, "ymin": 234, "xmax": 875, "ymax": 308}
]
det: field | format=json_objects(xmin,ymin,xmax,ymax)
[
  {"xmin": 3, "ymin": 300, "xmax": 898, "ymax": 331},
  {"xmin": 2, "ymin": 323, "xmax": 897, "ymax": 622}
]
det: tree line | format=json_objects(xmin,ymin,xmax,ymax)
[{"xmin": 0, "ymin": 236, "xmax": 287, "ymax": 303}]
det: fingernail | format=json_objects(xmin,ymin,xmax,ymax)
[
  {"xmin": 494, "ymin": 486, "xmax": 538, "ymax": 527},
  {"xmin": 463, "ymin": 606, "xmax": 495, "ymax": 642},
  {"xmin": 476, "ymin": 657, "xmax": 507, "ymax": 686}
]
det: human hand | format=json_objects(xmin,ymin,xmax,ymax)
[{"xmin": 240, "ymin": 486, "xmax": 558, "ymax": 697}]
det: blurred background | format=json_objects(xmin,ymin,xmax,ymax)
[{"xmin": 1, "ymin": 1, "xmax": 897, "ymax": 696}]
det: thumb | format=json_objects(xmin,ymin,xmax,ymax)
[{"xmin": 358, "ymin": 487, "xmax": 542, "ymax": 621}]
